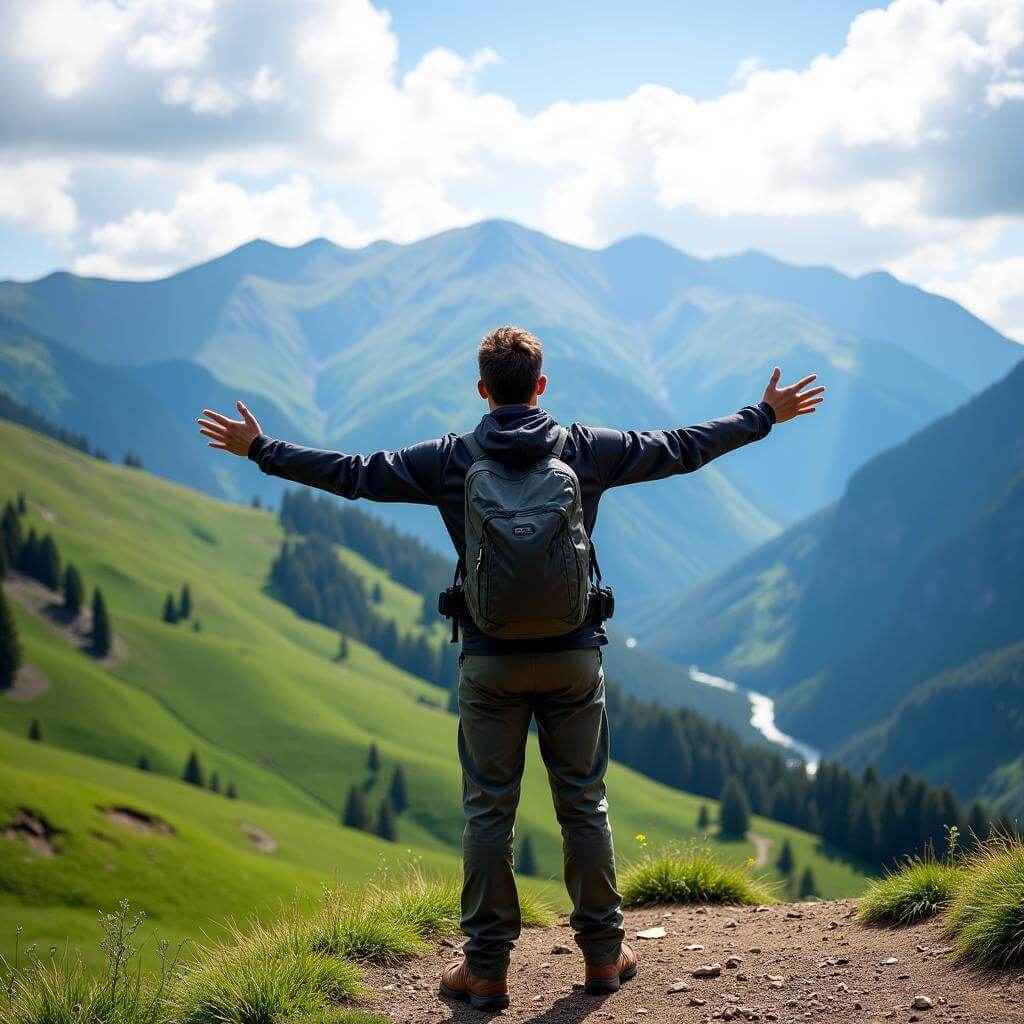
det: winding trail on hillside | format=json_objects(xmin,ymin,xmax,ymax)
[
  {"xmin": 748, "ymin": 831, "xmax": 773, "ymax": 868},
  {"xmin": 368, "ymin": 900, "xmax": 1021, "ymax": 1023}
]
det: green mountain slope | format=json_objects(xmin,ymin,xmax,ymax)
[
  {"xmin": 2, "ymin": 220, "xmax": 1016, "ymax": 598},
  {"xmin": 637, "ymin": 358, "xmax": 1024, "ymax": 808},
  {"xmin": 0, "ymin": 420, "xmax": 868, "ymax": 954}
]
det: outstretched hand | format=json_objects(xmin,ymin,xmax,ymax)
[
  {"xmin": 761, "ymin": 368, "xmax": 825, "ymax": 424},
  {"xmin": 197, "ymin": 401, "xmax": 262, "ymax": 456}
]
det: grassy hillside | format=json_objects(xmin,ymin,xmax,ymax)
[{"xmin": 0, "ymin": 420, "xmax": 868, "ymax": 956}]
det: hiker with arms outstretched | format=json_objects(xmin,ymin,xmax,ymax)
[{"xmin": 198, "ymin": 327, "xmax": 824, "ymax": 1012}]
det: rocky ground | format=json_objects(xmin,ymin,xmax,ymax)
[{"xmin": 366, "ymin": 900, "xmax": 1022, "ymax": 1023}]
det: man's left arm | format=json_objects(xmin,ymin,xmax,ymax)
[{"xmin": 198, "ymin": 401, "xmax": 442, "ymax": 505}]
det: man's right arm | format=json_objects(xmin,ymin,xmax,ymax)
[{"xmin": 248, "ymin": 434, "xmax": 444, "ymax": 505}]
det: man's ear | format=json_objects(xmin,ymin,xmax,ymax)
[
  {"xmin": 477, "ymin": 379, "xmax": 489, "ymax": 401},
  {"xmin": 535, "ymin": 374, "xmax": 548, "ymax": 398}
]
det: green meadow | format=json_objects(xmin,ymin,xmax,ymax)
[{"xmin": 0, "ymin": 421, "xmax": 867, "ymax": 965}]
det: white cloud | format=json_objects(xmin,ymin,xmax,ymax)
[
  {"xmin": 0, "ymin": 161, "xmax": 77, "ymax": 235},
  {"xmin": 72, "ymin": 174, "xmax": 367, "ymax": 278},
  {"xmin": 927, "ymin": 257, "xmax": 1024, "ymax": 341},
  {"xmin": 0, "ymin": 0, "xmax": 1023, "ymax": 338}
]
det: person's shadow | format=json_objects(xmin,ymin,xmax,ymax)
[{"xmin": 435, "ymin": 989, "xmax": 614, "ymax": 1022}]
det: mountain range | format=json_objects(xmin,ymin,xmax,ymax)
[
  {"xmin": 634, "ymin": 356, "xmax": 1024, "ymax": 815},
  {"xmin": 1, "ymin": 219, "xmax": 1018, "ymax": 602}
]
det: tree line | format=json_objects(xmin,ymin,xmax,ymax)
[
  {"xmin": 0, "ymin": 387, "xmax": 108, "ymax": 461},
  {"xmin": 341, "ymin": 743, "xmax": 408, "ymax": 842},
  {"xmin": 1, "ymin": 494, "xmax": 113, "ymax": 687},
  {"xmin": 270, "ymin": 534, "xmax": 458, "ymax": 688},
  {"xmin": 603, "ymin": 680, "xmax": 1010, "ymax": 870},
  {"xmin": 280, "ymin": 489, "xmax": 452, "ymax": 619}
]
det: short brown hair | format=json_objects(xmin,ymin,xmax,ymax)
[{"xmin": 478, "ymin": 326, "xmax": 543, "ymax": 405}]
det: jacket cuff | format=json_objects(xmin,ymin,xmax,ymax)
[
  {"xmin": 248, "ymin": 433, "xmax": 270, "ymax": 463},
  {"xmin": 757, "ymin": 401, "xmax": 776, "ymax": 429}
]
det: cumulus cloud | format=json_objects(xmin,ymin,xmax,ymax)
[
  {"xmin": 0, "ymin": 161, "xmax": 77, "ymax": 235},
  {"xmin": 0, "ymin": 0, "xmax": 1022, "ymax": 339}
]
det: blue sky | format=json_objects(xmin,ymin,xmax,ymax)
[
  {"xmin": 386, "ymin": 1, "xmax": 879, "ymax": 110},
  {"xmin": 0, "ymin": 0, "xmax": 1022, "ymax": 339}
]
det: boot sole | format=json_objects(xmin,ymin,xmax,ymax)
[
  {"xmin": 439, "ymin": 981, "xmax": 510, "ymax": 1013},
  {"xmin": 584, "ymin": 962, "xmax": 637, "ymax": 995}
]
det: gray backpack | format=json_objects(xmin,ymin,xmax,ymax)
[{"xmin": 460, "ymin": 428, "xmax": 591, "ymax": 639}]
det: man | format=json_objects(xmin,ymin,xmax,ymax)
[{"xmin": 198, "ymin": 326, "xmax": 824, "ymax": 1012}]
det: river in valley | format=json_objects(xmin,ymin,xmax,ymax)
[{"xmin": 688, "ymin": 665, "xmax": 822, "ymax": 773}]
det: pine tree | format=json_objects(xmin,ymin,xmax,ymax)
[
  {"xmin": 63, "ymin": 564, "xmax": 84, "ymax": 616},
  {"xmin": 137, "ymin": 753, "xmax": 150, "ymax": 771},
  {"xmin": 179, "ymin": 584, "xmax": 192, "ymax": 620},
  {"xmin": 209, "ymin": 771, "xmax": 221, "ymax": 794},
  {"xmin": 0, "ymin": 587, "xmax": 22, "ymax": 691},
  {"xmin": 372, "ymin": 581, "xmax": 383, "ymax": 603},
  {"xmin": 192, "ymin": 619, "xmax": 202, "ymax": 632},
  {"xmin": 517, "ymin": 834, "xmax": 538, "ymax": 876},
  {"xmin": 337, "ymin": 633, "xmax": 349, "ymax": 660},
  {"xmin": 38, "ymin": 535, "xmax": 61, "ymax": 590},
  {"xmin": 388, "ymin": 764, "xmax": 408, "ymax": 813},
  {"xmin": 16, "ymin": 492, "xmax": 27, "ymax": 515},
  {"xmin": 182, "ymin": 751, "xmax": 204, "ymax": 787},
  {"xmin": 719, "ymin": 776, "xmax": 751, "ymax": 837},
  {"xmin": 28, "ymin": 718, "xmax": 41, "ymax": 742},
  {"xmin": 776, "ymin": 838, "xmax": 795, "ymax": 876},
  {"xmin": 966, "ymin": 801, "xmax": 990, "ymax": 847},
  {"xmin": 163, "ymin": 593, "xmax": 178, "ymax": 624},
  {"xmin": 798, "ymin": 866, "xmax": 818, "ymax": 899},
  {"xmin": 367, "ymin": 743, "xmax": 380, "ymax": 773},
  {"xmin": 342, "ymin": 784, "xmax": 370, "ymax": 830},
  {"xmin": 226, "ymin": 781, "xmax": 238, "ymax": 800},
  {"xmin": 697, "ymin": 804, "xmax": 710, "ymax": 830},
  {"xmin": 91, "ymin": 588, "xmax": 112, "ymax": 656},
  {"xmin": 1, "ymin": 502, "xmax": 22, "ymax": 568},
  {"xmin": 251, "ymin": 495, "xmax": 262, "ymax": 509},
  {"xmin": 375, "ymin": 798, "xmax": 399, "ymax": 841},
  {"xmin": 19, "ymin": 528, "xmax": 40, "ymax": 577}
]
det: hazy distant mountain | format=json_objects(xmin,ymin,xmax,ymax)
[
  {"xmin": 634, "ymin": 357, "xmax": 1024, "ymax": 809},
  {"xmin": 0, "ymin": 220, "xmax": 1018, "ymax": 597}
]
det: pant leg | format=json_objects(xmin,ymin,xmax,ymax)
[
  {"xmin": 532, "ymin": 648, "xmax": 625, "ymax": 966},
  {"xmin": 457, "ymin": 653, "xmax": 534, "ymax": 980}
]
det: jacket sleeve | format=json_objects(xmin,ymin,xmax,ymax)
[
  {"xmin": 587, "ymin": 402, "xmax": 776, "ymax": 490},
  {"xmin": 247, "ymin": 434, "xmax": 444, "ymax": 505}
]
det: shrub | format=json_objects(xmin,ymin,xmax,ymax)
[
  {"xmin": 945, "ymin": 835, "xmax": 1024, "ymax": 968},
  {"xmin": 620, "ymin": 845, "xmax": 775, "ymax": 907},
  {"xmin": 859, "ymin": 858, "xmax": 965, "ymax": 925}
]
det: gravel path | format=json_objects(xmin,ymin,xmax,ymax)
[{"xmin": 366, "ymin": 900, "xmax": 1022, "ymax": 1023}]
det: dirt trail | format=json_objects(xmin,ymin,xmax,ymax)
[
  {"xmin": 368, "ymin": 900, "xmax": 1021, "ymax": 1023},
  {"xmin": 748, "ymin": 832, "xmax": 772, "ymax": 868}
]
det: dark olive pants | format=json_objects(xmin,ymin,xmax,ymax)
[{"xmin": 457, "ymin": 647, "xmax": 625, "ymax": 979}]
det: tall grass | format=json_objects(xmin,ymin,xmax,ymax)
[
  {"xmin": 620, "ymin": 845, "xmax": 775, "ymax": 907},
  {"xmin": 944, "ymin": 834, "xmax": 1024, "ymax": 968},
  {"xmin": 1, "ymin": 872, "xmax": 552, "ymax": 1024},
  {"xmin": 859, "ymin": 855, "xmax": 966, "ymax": 926}
]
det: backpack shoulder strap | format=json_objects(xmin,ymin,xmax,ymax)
[
  {"xmin": 461, "ymin": 432, "xmax": 484, "ymax": 462},
  {"xmin": 551, "ymin": 426, "xmax": 569, "ymax": 460}
]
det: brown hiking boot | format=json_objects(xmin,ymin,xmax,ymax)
[
  {"xmin": 585, "ymin": 941, "xmax": 638, "ymax": 995},
  {"xmin": 439, "ymin": 959, "xmax": 510, "ymax": 1012}
]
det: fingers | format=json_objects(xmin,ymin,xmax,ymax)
[
  {"xmin": 769, "ymin": 366, "xmax": 781, "ymax": 388},
  {"xmin": 197, "ymin": 419, "xmax": 227, "ymax": 433},
  {"xmin": 787, "ymin": 373, "xmax": 817, "ymax": 393},
  {"xmin": 796, "ymin": 385, "xmax": 826, "ymax": 400},
  {"xmin": 795, "ymin": 407, "xmax": 817, "ymax": 416},
  {"xmin": 237, "ymin": 400, "xmax": 256, "ymax": 426},
  {"xmin": 199, "ymin": 428, "xmax": 227, "ymax": 442},
  {"xmin": 201, "ymin": 409, "xmax": 234, "ymax": 427},
  {"xmin": 207, "ymin": 441, "xmax": 228, "ymax": 449}
]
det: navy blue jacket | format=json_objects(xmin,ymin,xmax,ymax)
[{"xmin": 249, "ymin": 401, "xmax": 775, "ymax": 653}]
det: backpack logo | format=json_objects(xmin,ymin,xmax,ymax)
[{"xmin": 512, "ymin": 524, "xmax": 536, "ymax": 537}]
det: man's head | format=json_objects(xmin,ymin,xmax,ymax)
[{"xmin": 477, "ymin": 326, "xmax": 547, "ymax": 409}]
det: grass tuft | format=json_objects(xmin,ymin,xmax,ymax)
[
  {"xmin": 859, "ymin": 859, "xmax": 965, "ymax": 926},
  {"xmin": 944, "ymin": 834, "xmax": 1024, "ymax": 968},
  {"xmin": 620, "ymin": 845, "xmax": 775, "ymax": 908}
]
